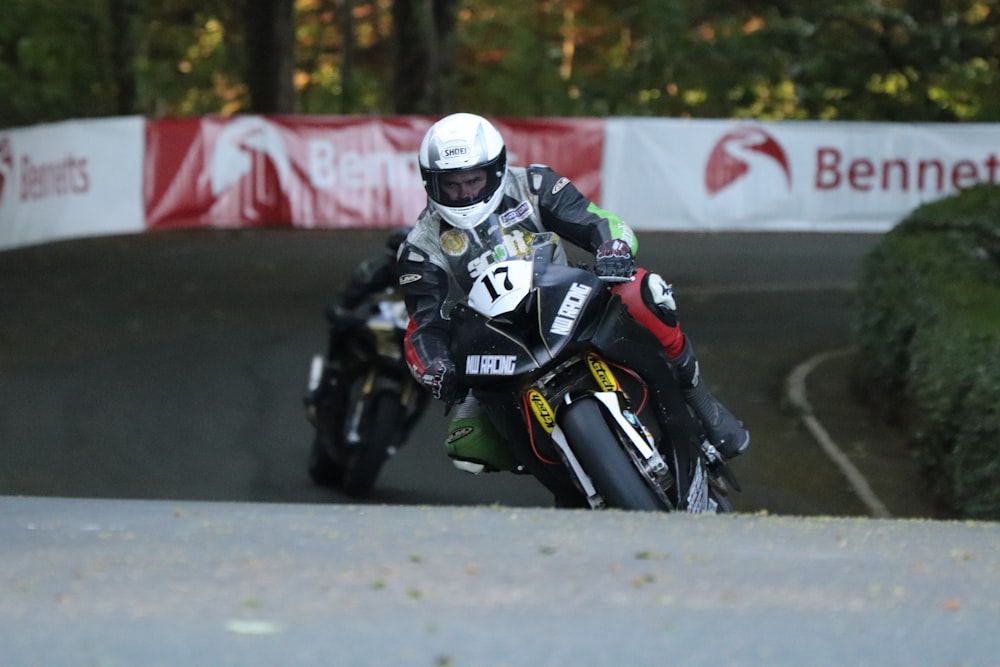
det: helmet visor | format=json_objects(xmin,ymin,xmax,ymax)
[{"xmin": 423, "ymin": 149, "xmax": 506, "ymax": 208}]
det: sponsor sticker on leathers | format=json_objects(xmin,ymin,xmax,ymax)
[{"xmin": 440, "ymin": 229, "xmax": 468, "ymax": 256}]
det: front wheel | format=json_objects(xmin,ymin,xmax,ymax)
[
  {"xmin": 308, "ymin": 432, "xmax": 344, "ymax": 487},
  {"xmin": 340, "ymin": 392, "xmax": 405, "ymax": 498},
  {"xmin": 559, "ymin": 398, "xmax": 666, "ymax": 511}
]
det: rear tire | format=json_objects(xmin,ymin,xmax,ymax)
[
  {"xmin": 559, "ymin": 397, "xmax": 666, "ymax": 511},
  {"xmin": 340, "ymin": 393, "xmax": 404, "ymax": 498}
]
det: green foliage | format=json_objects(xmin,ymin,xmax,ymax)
[
  {"xmin": 295, "ymin": 0, "xmax": 393, "ymax": 113},
  {"xmin": 855, "ymin": 184, "xmax": 1000, "ymax": 518},
  {"xmin": 134, "ymin": 0, "xmax": 246, "ymax": 116},
  {"xmin": 0, "ymin": 0, "xmax": 117, "ymax": 126},
  {"xmin": 1, "ymin": 0, "xmax": 999, "ymax": 125},
  {"xmin": 451, "ymin": 3, "xmax": 570, "ymax": 116},
  {"xmin": 757, "ymin": 1, "xmax": 1000, "ymax": 121}
]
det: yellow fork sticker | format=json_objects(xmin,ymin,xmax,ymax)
[
  {"xmin": 586, "ymin": 354, "xmax": 619, "ymax": 391},
  {"xmin": 526, "ymin": 389, "xmax": 557, "ymax": 433}
]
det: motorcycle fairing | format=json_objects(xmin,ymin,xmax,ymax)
[
  {"xmin": 467, "ymin": 260, "xmax": 535, "ymax": 318},
  {"xmin": 452, "ymin": 256, "xmax": 611, "ymax": 389}
]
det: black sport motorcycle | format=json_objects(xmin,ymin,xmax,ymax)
[
  {"xmin": 449, "ymin": 236, "xmax": 738, "ymax": 512},
  {"xmin": 304, "ymin": 290, "xmax": 427, "ymax": 498}
]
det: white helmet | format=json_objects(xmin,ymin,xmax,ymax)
[{"xmin": 418, "ymin": 113, "xmax": 507, "ymax": 230}]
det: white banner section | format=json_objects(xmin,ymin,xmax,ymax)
[
  {"xmin": 0, "ymin": 117, "xmax": 145, "ymax": 249},
  {"xmin": 603, "ymin": 119, "xmax": 1000, "ymax": 232}
]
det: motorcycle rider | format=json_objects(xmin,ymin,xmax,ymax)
[
  {"xmin": 397, "ymin": 112, "xmax": 749, "ymax": 474},
  {"xmin": 305, "ymin": 227, "xmax": 411, "ymax": 424},
  {"xmin": 328, "ymin": 227, "xmax": 412, "ymax": 318}
]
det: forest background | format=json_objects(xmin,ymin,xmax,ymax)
[{"xmin": 1, "ymin": 0, "xmax": 998, "ymax": 130}]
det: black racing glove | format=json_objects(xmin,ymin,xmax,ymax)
[
  {"xmin": 594, "ymin": 239, "xmax": 636, "ymax": 282},
  {"xmin": 420, "ymin": 358, "xmax": 465, "ymax": 404}
]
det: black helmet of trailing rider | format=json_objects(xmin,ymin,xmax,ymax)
[
  {"xmin": 418, "ymin": 113, "xmax": 507, "ymax": 230},
  {"xmin": 385, "ymin": 227, "xmax": 412, "ymax": 257}
]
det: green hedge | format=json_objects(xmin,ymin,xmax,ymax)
[{"xmin": 854, "ymin": 184, "xmax": 1000, "ymax": 520}]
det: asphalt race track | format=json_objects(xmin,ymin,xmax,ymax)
[
  {"xmin": 0, "ymin": 229, "xmax": 947, "ymax": 516},
  {"xmin": 5, "ymin": 496, "xmax": 999, "ymax": 667},
  {"xmin": 2, "ymin": 229, "xmax": 996, "ymax": 666}
]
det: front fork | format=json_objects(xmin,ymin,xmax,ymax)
[
  {"xmin": 344, "ymin": 367, "xmax": 421, "ymax": 455},
  {"xmin": 306, "ymin": 357, "xmax": 406, "ymax": 442},
  {"xmin": 305, "ymin": 354, "xmax": 329, "ymax": 428},
  {"xmin": 525, "ymin": 354, "xmax": 676, "ymax": 510}
]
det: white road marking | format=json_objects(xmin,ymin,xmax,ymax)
[{"xmin": 785, "ymin": 347, "xmax": 892, "ymax": 519}]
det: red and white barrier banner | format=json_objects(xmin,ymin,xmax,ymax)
[
  {"xmin": 143, "ymin": 115, "xmax": 604, "ymax": 231},
  {"xmin": 5, "ymin": 115, "xmax": 999, "ymax": 250},
  {"xmin": 0, "ymin": 117, "xmax": 145, "ymax": 249},
  {"xmin": 603, "ymin": 119, "xmax": 1000, "ymax": 231}
]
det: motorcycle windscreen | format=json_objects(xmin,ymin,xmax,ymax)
[{"xmin": 531, "ymin": 264, "xmax": 606, "ymax": 346}]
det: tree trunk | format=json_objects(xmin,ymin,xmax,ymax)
[
  {"xmin": 391, "ymin": 0, "xmax": 457, "ymax": 114},
  {"xmin": 244, "ymin": 0, "xmax": 295, "ymax": 113},
  {"xmin": 339, "ymin": 0, "xmax": 355, "ymax": 113},
  {"xmin": 109, "ymin": 0, "xmax": 138, "ymax": 115}
]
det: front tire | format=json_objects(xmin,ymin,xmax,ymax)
[
  {"xmin": 308, "ymin": 432, "xmax": 344, "ymax": 487},
  {"xmin": 340, "ymin": 393, "xmax": 404, "ymax": 498},
  {"xmin": 559, "ymin": 397, "xmax": 666, "ymax": 511}
]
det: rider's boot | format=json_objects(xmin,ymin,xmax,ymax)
[
  {"xmin": 671, "ymin": 337, "xmax": 750, "ymax": 459},
  {"xmin": 445, "ymin": 394, "xmax": 520, "ymax": 473}
]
